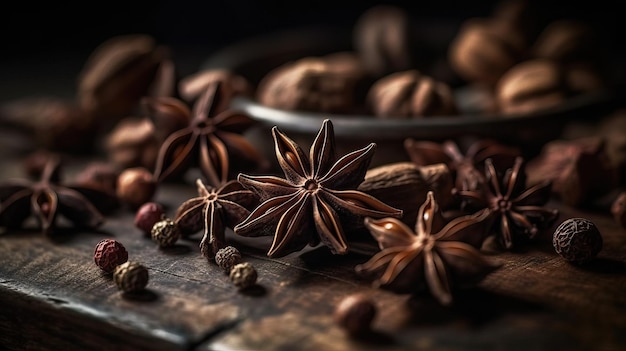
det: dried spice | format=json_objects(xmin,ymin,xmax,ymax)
[
  {"xmin": 256, "ymin": 57, "xmax": 360, "ymax": 114},
  {"xmin": 495, "ymin": 59, "xmax": 567, "ymax": 115},
  {"xmin": 116, "ymin": 167, "xmax": 157, "ymax": 210},
  {"xmin": 404, "ymin": 138, "xmax": 520, "ymax": 192},
  {"xmin": 178, "ymin": 69, "xmax": 253, "ymax": 109},
  {"xmin": 355, "ymin": 191, "xmax": 498, "ymax": 306},
  {"xmin": 0, "ymin": 157, "xmax": 105, "ymax": 235},
  {"xmin": 229, "ymin": 262, "xmax": 258, "ymax": 289},
  {"xmin": 352, "ymin": 5, "xmax": 413, "ymax": 77},
  {"xmin": 134, "ymin": 202, "xmax": 166, "ymax": 235},
  {"xmin": 454, "ymin": 157, "xmax": 559, "ymax": 250},
  {"xmin": 215, "ymin": 246, "xmax": 242, "ymax": 272},
  {"xmin": 104, "ymin": 117, "xmax": 161, "ymax": 170},
  {"xmin": 366, "ymin": 70, "xmax": 457, "ymax": 118},
  {"xmin": 113, "ymin": 261, "xmax": 149, "ymax": 293},
  {"xmin": 526, "ymin": 137, "xmax": 616, "ymax": 206},
  {"xmin": 234, "ymin": 119, "xmax": 403, "ymax": 258},
  {"xmin": 174, "ymin": 179, "xmax": 258, "ymax": 260},
  {"xmin": 93, "ymin": 239, "xmax": 129, "ymax": 274},
  {"xmin": 333, "ymin": 294, "xmax": 377, "ymax": 337},
  {"xmin": 553, "ymin": 218, "xmax": 603, "ymax": 264},
  {"xmin": 151, "ymin": 217, "xmax": 181, "ymax": 248},
  {"xmin": 152, "ymin": 82, "xmax": 263, "ymax": 185},
  {"xmin": 77, "ymin": 34, "xmax": 168, "ymax": 130}
]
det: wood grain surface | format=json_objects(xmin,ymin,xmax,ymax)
[{"xmin": 1, "ymin": 154, "xmax": 626, "ymax": 351}]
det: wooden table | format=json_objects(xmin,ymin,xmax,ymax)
[{"xmin": 1, "ymin": 152, "xmax": 626, "ymax": 351}]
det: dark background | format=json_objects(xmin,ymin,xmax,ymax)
[
  {"xmin": 2, "ymin": 1, "xmax": 622, "ymax": 61},
  {"xmin": 0, "ymin": 0, "xmax": 623, "ymax": 100}
]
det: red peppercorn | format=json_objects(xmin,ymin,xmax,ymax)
[
  {"xmin": 94, "ymin": 239, "xmax": 129, "ymax": 274},
  {"xmin": 134, "ymin": 202, "xmax": 165, "ymax": 235}
]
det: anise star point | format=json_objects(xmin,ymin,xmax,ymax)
[
  {"xmin": 234, "ymin": 119, "xmax": 403, "ymax": 258},
  {"xmin": 0, "ymin": 158, "xmax": 105, "ymax": 235},
  {"xmin": 356, "ymin": 191, "xmax": 499, "ymax": 306}
]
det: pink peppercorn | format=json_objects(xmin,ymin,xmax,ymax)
[
  {"xmin": 94, "ymin": 239, "xmax": 129, "ymax": 273},
  {"xmin": 134, "ymin": 202, "xmax": 165, "ymax": 235}
]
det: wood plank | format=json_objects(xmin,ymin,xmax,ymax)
[{"xmin": 1, "ymin": 155, "xmax": 626, "ymax": 351}]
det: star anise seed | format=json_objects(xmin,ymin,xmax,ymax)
[
  {"xmin": 174, "ymin": 178, "xmax": 259, "ymax": 260},
  {"xmin": 234, "ymin": 119, "xmax": 403, "ymax": 258},
  {"xmin": 355, "ymin": 191, "xmax": 499, "ymax": 306},
  {"xmin": 454, "ymin": 156, "xmax": 559, "ymax": 250},
  {"xmin": 152, "ymin": 81, "xmax": 264, "ymax": 186},
  {"xmin": 0, "ymin": 158, "xmax": 105, "ymax": 235}
]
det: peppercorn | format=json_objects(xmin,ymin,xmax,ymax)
[
  {"xmin": 553, "ymin": 217, "xmax": 603, "ymax": 264},
  {"xmin": 93, "ymin": 239, "xmax": 128, "ymax": 274},
  {"xmin": 151, "ymin": 217, "xmax": 181, "ymax": 248},
  {"xmin": 334, "ymin": 294, "xmax": 377, "ymax": 337},
  {"xmin": 134, "ymin": 202, "xmax": 165, "ymax": 235},
  {"xmin": 215, "ymin": 246, "xmax": 242, "ymax": 272},
  {"xmin": 113, "ymin": 261, "xmax": 149, "ymax": 293},
  {"xmin": 229, "ymin": 262, "xmax": 257, "ymax": 289},
  {"xmin": 116, "ymin": 167, "xmax": 157, "ymax": 210}
]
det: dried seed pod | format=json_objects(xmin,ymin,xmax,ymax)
[
  {"xmin": 113, "ymin": 261, "xmax": 149, "ymax": 293},
  {"xmin": 93, "ymin": 239, "xmax": 129, "ymax": 274},
  {"xmin": 334, "ymin": 294, "xmax": 377, "ymax": 337},
  {"xmin": 151, "ymin": 217, "xmax": 181, "ymax": 248},
  {"xmin": 105, "ymin": 118, "xmax": 160, "ymax": 170},
  {"xmin": 134, "ymin": 202, "xmax": 165, "ymax": 235},
  {"xmin": 116, "ymin": 167, "xmax": 157, "ymax": 209},
  {"xmin": 449, "ymin": 18, "xmax": 526, "ymax": 86},
  {"xmin": 215, "ymin": 246, "xmax": 242, "ymax": 272},
  {"xmin": 611, "ymin": 192, "xmax": 626, "ymax": 229},
  {"xmin": 77, "ymin": 34, "xmax": 168, "ymax": 130},
  {"xmin": 553, "ymin": 218, "xmax": 603, "ymax": 264},
  {"xmin": 229, "ymin": 262, "xmax": 257, "ymax": 289},
  {"xmin": 353, "ymin": 5, "xmax": 413, "ymax": 77},
  {"xmin": 367, "ymin": 70, "xmax": 457, "ymax": 118},
  {"xmin": 256, "ymin": 57, "xmax": 358, "ymax": 113},
  {"xmin": 495, "ymin": 59, "xmax": 567, "ymax": 115}
]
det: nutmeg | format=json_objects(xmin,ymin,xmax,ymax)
[
  {"xmin": 353, "ymin": 5, "xmax": 413, "ymax": 77},
  {"xmin": 256, "ymin": 57, "xmax": 358, "ymax": 113},
  {"xmin": 448, "ymin": 18, "xmax": 526, "ymax": 86},
  {"xmin": 495, "ymin": 59, "xmax": 567, "ymax": 115},
  {"xmin": 77, "ymin": 34, "xmax": 168, "ymax": 131},
  {"xmin": 553, "ymin": 218, "xmax": 602, "ymax": 264},
  {"xmin": 367, "ymin": 70, "xmax": 457, "ymax": 118},
  {"xmin": 116, "ymin": 167, "xmax": 157, "ymax": 209}
]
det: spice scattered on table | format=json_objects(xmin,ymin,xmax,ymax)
[
  {"xmin": 553, "ymin": 217, "xmax": 603, "ymax": 264},
  {"xmin": 113, "ymin": 261, "xmax": 150, "ymax": 293},
  {"xmin": 93, "ymin": 239, "xmax": 129, "ymax": 274}
]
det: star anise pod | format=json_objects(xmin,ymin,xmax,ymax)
[
  {"xmin": 404, "ymin": 138, "xmax": 520, "ymax": 191},
  {"xmin": 234, "ymin": 119, "xmax": 403, "ymax": 258},
  {"xmin": 174, "ymin": 178, "xmax": 259, "ymax": 260},
  {"xmin": 152, "ymin": 81, "xmax": 264, "ymax": 186},
  {"xmin": 355, "ymin": 191, "xmax": 499, "ymax": 306},
  {"xmin": 454, "ymin": 156, "xmax": 559, "ymax": 250},
  {"xmin": 0, "ymin": 158, "xmax": 105, "ymax": 235}
]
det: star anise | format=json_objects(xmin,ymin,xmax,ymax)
[
  {"xmin": 152, "ymin": 81, "xmax": 264, "ymax": 186},
  {"xmin": 0, "ymin": 158, "xmax": 105, "ymax": 235},
  {"xmin": 234, "ymin": 119, "xmax": 403, "ymax": 258},
  {"xmin": 454, "ymin": 156, "xmax": 559, "ymax": 250},
  {"xmin": 355, "ymin": 191, "xmax": 499, "ymax": 306},
  {"xmin": 403, "ymin": 138, "xmax": 520, "ymax": 191},
  {"xmin": 174, "ymin": 178, "xmax": 259, "ymax": 260}
]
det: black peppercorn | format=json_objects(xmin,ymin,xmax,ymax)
[{"xmin": 215, "ymin": 246, "xmax": 242, "ymax": 273}]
